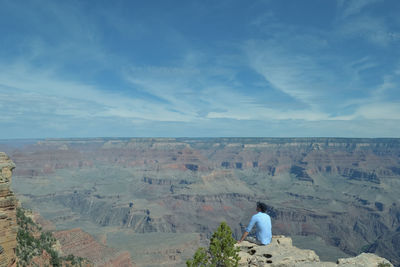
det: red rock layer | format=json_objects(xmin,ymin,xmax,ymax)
[{"xmin": 53, "ymin": 228, "xmax": 134, "ymax": 267}]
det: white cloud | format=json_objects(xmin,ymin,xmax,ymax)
[
  {"xmin": 336, "ymin": 15, "xmax": 394, "ymax": 46},
  {"xmin": 207, "ymin": 108, "xmax": 330, "ymax": 121},
  {"xmin": 0, "ymin": 62, "xmax": 194, "ymax": 123},
  {"xmin": 372, "ymin": 67, "xmax": 400, "ymax": 98},
  {"xmin": 334, "ymin": 0, "xmax": 400, "ymax": 47},
  {"xmin": 124, "ymin": 62, "xmax": 335, "ymax": 122},
  {"xmin": 354, "ymin": 102, "xmax": 400, "ymax": 120},
  {"xmin": 337, "ymin": 0, "xmax": 383, "ymax": 18},
  {"xmin": 244, "ymin": 39, "xmax": 338, "ymax": 107}
]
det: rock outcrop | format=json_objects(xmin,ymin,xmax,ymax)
[
  {"xmin": 0, "ymin": 152, "xmax": 17, "ymax": 267},
  {"xmin": 236, "ymin": 236, "xmax": 393, "ymax": 267}
]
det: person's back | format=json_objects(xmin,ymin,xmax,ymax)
[
  {"xmin": 246, "ymin": 211, "xmax": 272, "ymax": 245},
  {"xmin": 238, "ymin": 202, "xmax": 272, "ymax": 245}
]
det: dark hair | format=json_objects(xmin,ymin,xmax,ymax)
[{"xmin": 257, "ymin": 202, "xmax": 267, "ymax": 213}]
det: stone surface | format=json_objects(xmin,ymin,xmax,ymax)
[
  {"xmin": 0, "ymin": 152, "xmax": 17, "ymax": 267},
  {"xmin": 337, "ymin": 252, "xmax": 394, "ymax": 266},
  {"xmin": 236, "ymin": 236, "xmax": 393, "ymax": 267}
]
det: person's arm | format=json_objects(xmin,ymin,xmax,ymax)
[
  {"xmin": 237, "ymin": 231, "xmax": 249, "ymax": 243},
  {"xmin": 238, "ymin": 215, "xmax": 256, "ymax": 243}
]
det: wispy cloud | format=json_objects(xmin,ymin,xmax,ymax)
[
  {"xmin": 336, "ymin": 15, "xmax": 395, "ymax": 47},
  {"xmin": 124, "ymin": 55, "xmax": 333, "ymax": 122},
  {"xmin": 0, "ymin": 62, "xmax": 194, "ymax": 123},
  {"xmin": 354, "ymin": 102, "xmax": 400, "ymax": 120},
  {"xmin": 335, "ymin": 0, "xmax": 400, "ymax": 47},
  {"xmin": 337, "ymin": 0, "xmax": 383, "ymax": 18},
  {"xmin": 245, "ymin": 41, "xmax": 327, "ymax": 105}
]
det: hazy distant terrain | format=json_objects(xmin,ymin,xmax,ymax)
[{"xmin": 1, "ymin": 138, "xmax": 400, "ymax": 266}]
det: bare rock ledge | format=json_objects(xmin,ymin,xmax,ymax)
[{"xmin": 236, "ymin": 236, "xmax": 393, "ymax": 267}]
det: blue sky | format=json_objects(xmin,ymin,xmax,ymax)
[{"xmin": 0, "ymin": 0, "xmax": 399, "ymax": 138}]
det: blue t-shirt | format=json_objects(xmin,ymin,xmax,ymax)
[{"xmin": 245, "ymin": 212, "xmax": 272, "ymax": 245}]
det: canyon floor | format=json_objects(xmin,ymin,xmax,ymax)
[{"xmin": 1, "ymin": 138, "xmax": 399, "ymax": 266}]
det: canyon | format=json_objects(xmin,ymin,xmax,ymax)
[{"xmin": 0, "ymin": 138, "xmax": 399, "ymax": 266}]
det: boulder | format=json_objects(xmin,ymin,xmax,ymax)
[{"xmin": 236, "ymin": 236, "xmax": 393, "ymax": 267}]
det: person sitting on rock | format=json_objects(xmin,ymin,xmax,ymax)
[{"xmin": 238, "ymin": 201, "xmax": 272, "ymax": 245}]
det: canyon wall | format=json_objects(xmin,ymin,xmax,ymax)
[
  {"xmin": 0, "ymin": 151, "xmax": 135, "ymax": 267},
  {"xmin": 0, "ymin": 153, "xmax": 17, "ymax": 267},
  {"xmin": 53, "ymin": 228, "xmax": 134, "ymax": 267}
]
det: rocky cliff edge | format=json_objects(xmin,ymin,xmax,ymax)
[
  {"xmin": 0, "ymin": 152, "xmax": 17, "ymax": 267},
  {"xmin": 236, "ymin": 236, "xmax": 393, "ymax": 267}
]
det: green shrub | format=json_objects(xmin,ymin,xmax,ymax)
[
  {"xmin": 16, "ymin": 207, "xmax": 89, "ymax": 267},
  {"xmin": 186, "ymin": 247, "xmax": 208, "ymax": 267},
  {"xmin": 187, "ymin": 222, "xmax": 240, "ymax": 267}
]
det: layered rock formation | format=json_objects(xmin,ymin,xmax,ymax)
[
  {"xmin": 0, "ymin": 151, "xmax": 135, "ymax": 267},
  {"xmin": 0, "ymin": 152, "xmax": 17, "ymax": 267},
  {"xmin": 53, "ymin": 228, "xmax": 134, "ymax": 267},
  {"xmin": 236, "ymin": 236, "xmax": 393, "ymax": 267}
]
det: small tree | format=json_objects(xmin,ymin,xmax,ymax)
[
  {"xmin": 186, "ymin": 247, "xmax": 208, "ymax": 267},
  {"xmin": 187, "ymin": 222, "xmax": 240, "ymax": 267}
]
